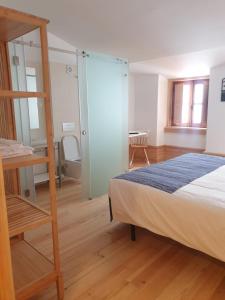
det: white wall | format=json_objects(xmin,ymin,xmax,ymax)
[
  {"xmin": 21, "ymin": 31, "xmax": 77, "ymax": 65},
  {"xmin": 206, "ymin": 64, "xmax": 225, "ymax": 154},
  {"xmin": 156, "ymin": 75, "xmax": 168, "ymax": 145},
  {"xmin": 21, "ymin": 31, "xmax": 80, "ymax": 143},
  {"xmin": 50, "ymin": 63, "xmax": 80, "ymax": 142},
  {"xmin": 132, "ymin": 74, "xmax": 159, "ymax": 145},
  {"xmin": 48, "ymin": 32, "xmax": 77, "ymax": 65},
  {"xmin": 165, "ymin": 132, "xmax": 206, "ymax": 149},
  {"xmin": 129, "ymin": 72, "xmax": 207, "ymax": 149},
  {"xmin": 129, "ymin": 73, "xmax": 168, "ymax": 146}
]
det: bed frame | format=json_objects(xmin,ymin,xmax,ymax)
[{"xmin": 109, "ymin": 197, "xmax": 136, "ymax": 241}]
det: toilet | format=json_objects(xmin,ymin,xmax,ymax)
[{"xmin": 62, "ymin": 135, "xmax": 81, "ymax": 179}]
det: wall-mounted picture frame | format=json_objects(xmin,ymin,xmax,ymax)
[{"xmin": 221, "ymin": 78, "xmax": 225, "ymax": 101}]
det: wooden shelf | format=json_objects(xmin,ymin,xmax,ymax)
[
  {"xmin": 2, "ymin": 154, "xmax": 49, "ymax": 170},
  {"xmin": 11, "ymin": 240, "xmax": 57, "ymax": 300},
  {"xmin": 0, "ymin": 90, "xmax": 47, "ymax": 98},
  {"xmin": 7, "ymin": 195, "xmax": 51, "ymax": 237},
  {"xmin": 0, "ymin": 5, "xmax": 48, "ymax": 42}
]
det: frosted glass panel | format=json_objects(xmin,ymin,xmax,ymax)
[
  {"xmin": 8, "ymin": 28, "xmax": 44, "ymax": 92},
  {"xmin": 78, "ymin": 52, "xmax": 128, "ymax": 198},
  {"xmin": 26, "ymin": 67, "xmax": 40, "ymax": 129}
]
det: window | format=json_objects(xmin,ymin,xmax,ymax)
[
  {"xmin": 26, "ymin": 67, "xmax": 40, "ymax": 130},
  {"xmin": 171, "ymin": 79, "xmax": 209, "ymax": 128}
]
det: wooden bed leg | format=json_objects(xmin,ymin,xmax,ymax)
[
  {"xmin": 130, "ymin": 224, "xmax": 136, "ymax": 241},
  {"xmin": 108, "ymin": 197, "xmax": 113, "ymax": 222}
]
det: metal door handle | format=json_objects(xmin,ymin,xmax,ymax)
[{"xmin": 82, "ymin": 130, "xmax": 87, "ymax": 135}]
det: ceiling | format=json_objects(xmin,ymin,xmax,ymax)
[
  {"xmin": 1, "ymin": 0, "xmax": 225, "ymax": 63},
  {"xmin": 130, "ymin": 46, "xmax": 225, "ymax": 78}
]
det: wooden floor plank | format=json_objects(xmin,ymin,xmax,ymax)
[
  {"xmin": 155, "ymin": 254, "xmax": 211, "ymax": 300},
  {"xmin": 24, "ymin": 177, "xmax": 225, "ymax": 300}
]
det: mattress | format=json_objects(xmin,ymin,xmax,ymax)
[{"xmin": 109, "ymin": 153, "xmax": 225, "ymax": 262}]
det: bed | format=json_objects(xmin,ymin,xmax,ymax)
[{"xmin": 109, "ymin": 153, "xmax": 225, "ymax": 262}]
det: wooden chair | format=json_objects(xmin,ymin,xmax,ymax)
[{"xmin": 129, "ymin": 134, "xmax": 150, "ymax": 167}]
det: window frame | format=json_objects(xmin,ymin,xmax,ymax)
[{"xmin": 170, "ymin": 78, "xmax": 209, "ymax": 129}]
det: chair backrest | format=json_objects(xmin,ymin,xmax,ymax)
[
  {"xmin": 61, "ymin": 135, "xmax": 81, "ymax": 161},
  {"xmin": 130, "ymin": 133, "xmax": 149, "ymax": 146}
]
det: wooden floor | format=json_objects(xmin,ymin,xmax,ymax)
[{"xmin": 25, "ymin": 174, "xmax": 225, "ymax": 300}]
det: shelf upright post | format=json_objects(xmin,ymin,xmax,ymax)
[
  {"xmin": 0, "ymin": 158, "xmax": 15, "ymax": 300},
  {"xmin": 40, "ymin": 24, "xmax": 64, "ymax": 299}
]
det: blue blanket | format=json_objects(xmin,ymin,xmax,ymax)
[{"xmin": 116, "ymin": 153, "xmax": 225, "ymax": 193}]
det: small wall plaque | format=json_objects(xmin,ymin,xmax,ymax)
[
  {"xmin": 221, "ymin": 78, "xmax": 225, "ymax": 101},
  {"xmin": 62, "ymin": 122, "xmax": 75, "ymax": 132}
]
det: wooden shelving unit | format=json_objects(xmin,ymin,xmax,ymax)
[
  {"xmin": 12, "ymin": 240, "xmax": 57, "ymax": 300},
  {"xmin": 0, "ymin": 5, "xmax": 64, "ymax": 300},
  {"xmin": 3, "ymin": 155, "xmax": 49, "ymax": 170},
  {"xmin": 7, "ymin": 195, "xmax": 51, "ymax": 237}
]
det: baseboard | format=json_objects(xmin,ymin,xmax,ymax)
[
  {"xmin": 164, "ymin": 145, "xmax": 205, "ymax": 152},
  {"xmin": 204, "ymin": 151, "xmax": 225, "ymax": 157},
  {"xmin": 129, "ymin": 144, "xmax": 205, "ymax": 163}
]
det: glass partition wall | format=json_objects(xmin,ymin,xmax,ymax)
[
  {"xmin": 8, "ymin": 29, "xmax": 45, "ymax": 199},
  {"xmin": 7, "ymin": 32, "xmax": 81, "ymax": 200},
  {"xmin": 7, "ymin": 35, "xmax": 129, "ymax": 201},
  {"xmin": 1, "ymin": 29, "xmax": 48, "ymax": 200},
  {"xmin": 78, "ymin": 52, "xmax": 129, "ymax": 199}
]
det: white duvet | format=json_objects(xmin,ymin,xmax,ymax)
[{"xmin": 109, "ymin": 165, "xmax": 225, "ymax": 262}]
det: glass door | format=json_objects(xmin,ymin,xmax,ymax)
[
  {"xmin": 8, "ymin": 42, "xmax": 35, "ymax": 199},
  {"xmin": 78, "ymin": 52, "xmax": 128, "ymax": 199}
]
